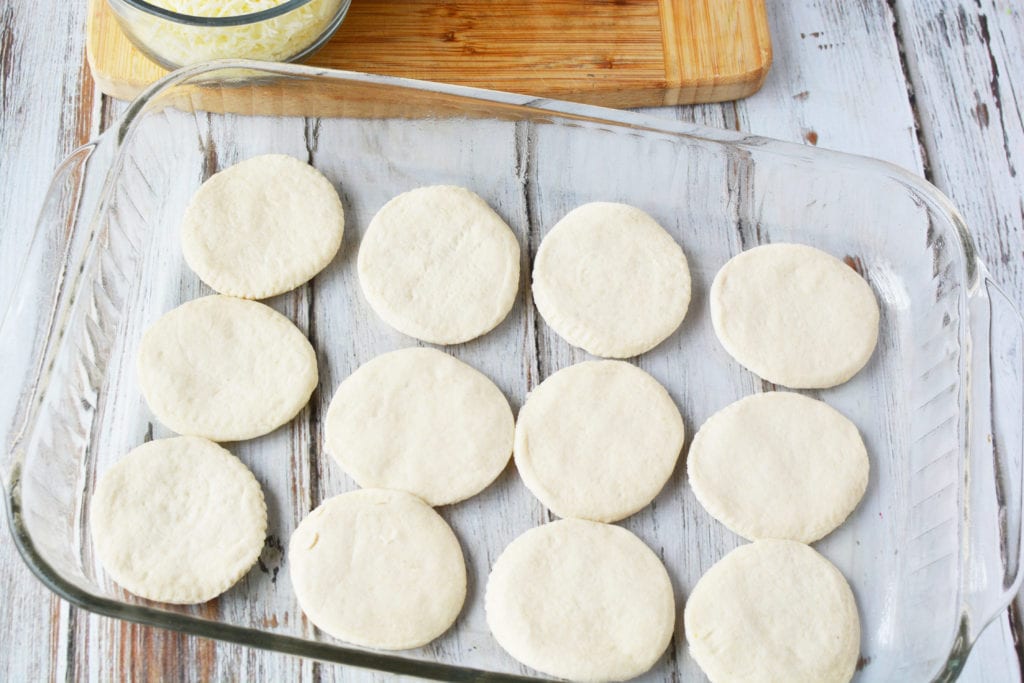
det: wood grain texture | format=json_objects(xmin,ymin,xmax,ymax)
[
  {"xmin": 894, "ymin": 0, "xmax": 1024, "ymax": 301},
  {"xmin": 890, "ymin": 0, "xmax": 1024, "ymax": 665},
  {"xmin": 0, "ymin": 0, "xmax": 101, "ymax": 679},
  {"xmin": 87, "ymin": 0, "xmax": 771, "ymax": 107},
  {"xmin": 1, "ymin": 1, "xmax": 1023, "ymax": 681}
]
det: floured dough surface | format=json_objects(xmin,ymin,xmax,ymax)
[
  {"xmin": 325, "ymin": 347, "xmax": 514, "ymax": 506},
  {"xmin": 357, "ymin": 185, "xmax": 520, "ymax": 344},
  {"xmin": 688, "ymin": 392, "xmax": 869, "ymax": 543},
  {"xmin": 137, "ymin": 295, "xmax": 318, "ymax": 441},
  {"xmin": 90, "ymin": 436, "xmax": 267, "ymax": 604},
  {"xmin": 514, "ymin": 360, "xmax": 684, "ymax": 522},
  {"xmin": 486, "ymin": 519, "xmax": 675, "ymax": 682},
  {"xmin": 532, "ymin": 202, "xmax": 691, "ymax": 358},
  {"xmin": 684, "ymin": 540, "xmax": 860, "ymax": 683},
  {"xmin": 289, "ymin": 489, "xmax": 466, "ymax": 650},
  {"xmin": 181, "ymin": 154, "xmax": 344, "ymax": 299},
  {"xmin": 710, "ymin": 243, "xmax": 880, "ymax": 388}
]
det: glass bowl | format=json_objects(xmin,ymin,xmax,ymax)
[{"xmin": 105, "ymin": 0, "xmax": 352, "ymax": 69}]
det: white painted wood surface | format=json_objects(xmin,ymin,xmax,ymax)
[{"xmin": 1, "ymin": 1, "xmax": 1022, "ymax": 681}]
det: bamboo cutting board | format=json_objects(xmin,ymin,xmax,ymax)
[{"xmin": 87, "ymin": 0, "xmax": 771, "ymax": 109}]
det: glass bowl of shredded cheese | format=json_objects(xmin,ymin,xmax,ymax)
[{"xmin": 107, "ymin": 0, "xmax": 351, "ymax": 68}]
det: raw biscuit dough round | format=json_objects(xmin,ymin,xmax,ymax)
[
  {"xmin": 357, "ymin": 185, "xmax": 520, "ymax": 345},
  {"xmin": 688, "ymin": 392, "xmax": 869, "ymax": 543},
  {"xmin": 532, "ymin": 202, "xmax": 691, "ymax": 358},
  {"xmin": 486, "ymin": 519, "xmax": 675, "ymax": 682},
  {"xmin": 325, "ymin": 347, "xmax": 514, "ymax": 506},
  {"xmin": 137, "ymin": 295, "xmax": 318, "ymax": 441},
  {"xmin": 181, "ymin": 154, "xmax": 345, "ymax": 299},
  {"xmin": 710, "ymin": 243, "xmax": 880, "ymax": 388},
  {"xmin": 514, "ymin": 360, "xmax": 684, "ymax": 523},
  {"xmin": 684, "ymin": 540, "xmax": 860, "ymax": 683},
  {"xmin": 289, "ymin": 488, "xmax": 467, "ymax": 650},
  {"xmin": 90, "ymin": 436, "xmax": 267, "ymax": 604}
]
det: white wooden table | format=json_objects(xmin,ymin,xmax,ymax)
[{"xmin": 1, "ymin": 1, "xmax": 1022, "ymax": 680}]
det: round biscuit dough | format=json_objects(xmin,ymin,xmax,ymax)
[
  {"xmin": 710, "ymin": 243, "xmax": 880, "ymax": 388},
  {"xmin": 289, "ymin": 489, "xmax": 467, "ymax": 650},
  {"xmin": 137, "ymin": 295, "xmax": 318, "ymax": 441},
  {"xmin": 90, "ymin": 436, "xmax": 267, "ymax": 604},
  {"xmin": 688, "ymin": 392, "xmax": 869, "ymax": 543},
  {"xmin": 181, "ymin": 154, "xmax": 344, "ymax": 299},
  {"xmin": 357, "ymin": 186, "xmax": 520, "ymax": 345},
  {"xmin": 486, "ymin": 519, "xmax": 675, "ymax": 682},
  {"xmin": 532, "ymin": 202, "xmax": 691, "ymax": 358},
  {"xmin": 324, "ymin": 347, "xmax": 514, "ymax": 506},
  {"xmin": 684, "ymin": 540, "xmax": 860, "ymax": 683},
  {"xmin": 514, "ymin": 360, "xmax": 684, "ymax": 522}
]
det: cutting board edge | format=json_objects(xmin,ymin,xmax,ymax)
[{"xmin": 86, "ymin": 0, "xmax": 773, "ymax": 109}]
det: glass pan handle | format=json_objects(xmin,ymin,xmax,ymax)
[
  {"xmin": 964, "ymin": 274, "xmax": 1024, "ymax": 643},
  {"xmin": 0, "ymin": 142, "xmax": 99, "ymax": 494}
]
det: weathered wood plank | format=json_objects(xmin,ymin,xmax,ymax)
[
  {"xmin": 736, "ymin": 2, "xmax": 924, "ymax": 168},
  {"xmin": 894, "ymin": 0, "xmax": 1024, "ymax": 298},
  {"xmin": 305, "ymin": 114, "xmax": 539, "ymax": 677},
  {"xmin": 891, "ymin": 0, "xmax": 1024, "ymax": 674},
  {"xmin": 0, "ymin": 0, "xmax": 98, "ymax": 680}
]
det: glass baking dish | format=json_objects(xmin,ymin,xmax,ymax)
[{"xmin": 3, "ymin": 61, "xmax": 1023, "ymax": 682}]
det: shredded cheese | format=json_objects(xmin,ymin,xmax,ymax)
[{"xmin": 131, "ymin": 0, "xmax": 342, "ymax": 66}]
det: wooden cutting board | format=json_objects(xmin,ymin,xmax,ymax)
[{"xmin": 87, "ymin": 0, "xmax": 771, "ymax": 109}]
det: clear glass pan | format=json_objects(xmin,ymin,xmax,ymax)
[{"xmin": 3, "ymin": 61, "xmax": 1024, "ymax": 682}]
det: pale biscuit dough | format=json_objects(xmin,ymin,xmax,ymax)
[
  {"xmin": 357, "ymin": 186, "xmax": 520, "ymax": 345},
  {"xmin": 137, "ymin": 295, "xmax": 317, "ymax": 441},
  {"xmin": 486, "ymin": 519, "xmax": 675, "ymax": 682},
  {"xmin": 710, "ymin": 243, "xmax": 880, "ymax": 388},
  {"xmin": 181, "ymin": 154, "xmax": 344, "ymax": 299},
  {"xmin": 684, "ymin": 540, "xmax": 860, "ymax": 683},
  {"xmin": 532, "ymin": 202, "xmax": 691, "ymax": 358},
  {"xmin": 90, "ymin": 436, "xmax": 267, "ymax": 604},
  {"xmin": 688, "ymin": 392, "xmax": 869, "ymax": 543},
  {"xmin": 324, "ymin": 347, "xmax": 514, "ymax": 506},
  {"xmin": 289, "ymin": 489, "xmax": 466, "ymax": 650},
  {"xmin": 514, "ymin": 360, "xmax": 684, "ymax": 522}
]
